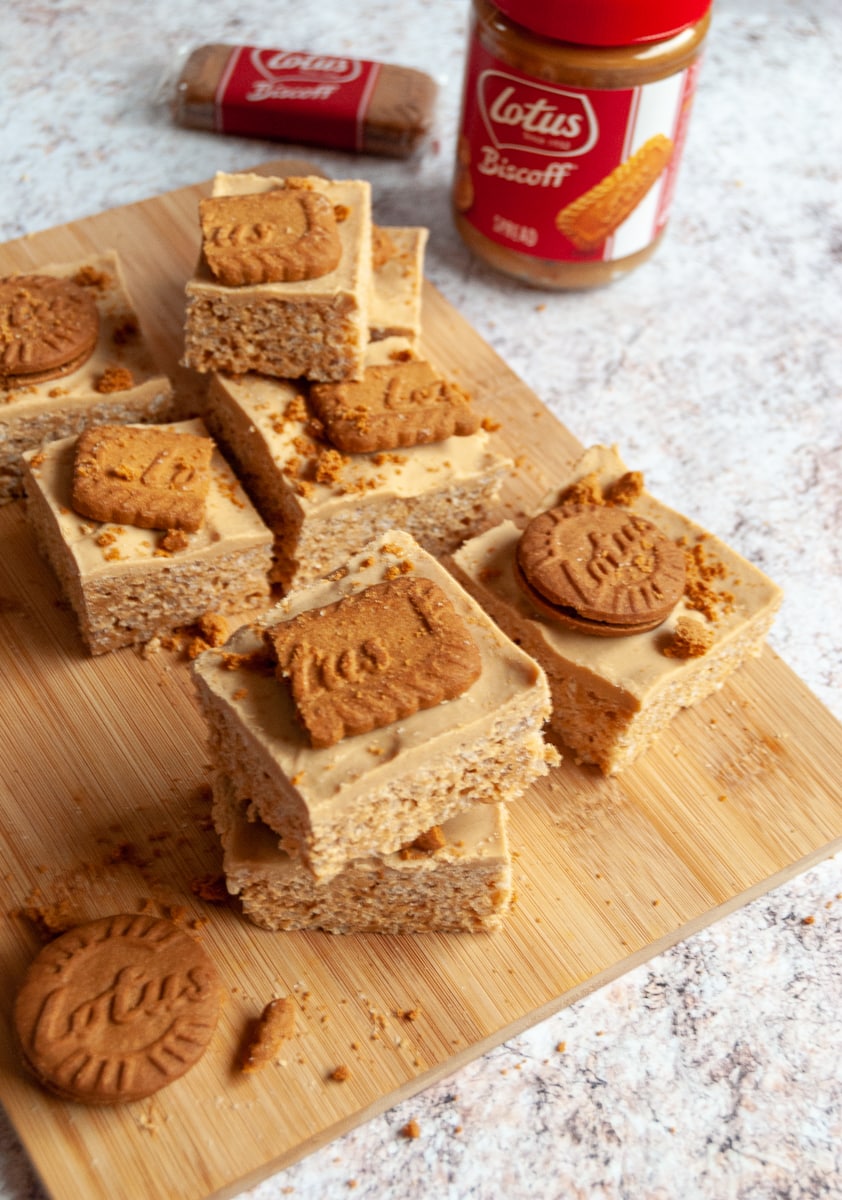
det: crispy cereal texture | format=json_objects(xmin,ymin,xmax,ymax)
[
  {"xmin": 309, "ymin": 360, "xmax": 480, "ymax": 453},
  {"xmin": 71, "ymin": 424, "xmax": 214, "ymax": 532},
  {"xmin": 516, "ymin": 503, "xmax": 686, "ymax": 636},
  {"xmin": 0, "ymin": 274, "xmax": 100, "ymax": 388},
  {"xmin": 13, "ymin": 913, "xmax": 221, "ymax": 1105},
  {"xmin": 555, "ymin": 134, "xmax": 674, "ymax": 252},
  {"xmin": 199, "ymin": 188, "xmax": 342, "ymax": 286},
  {"xmin": 267, "ymin": 575, "xmax": 483, "ymax": 748}
]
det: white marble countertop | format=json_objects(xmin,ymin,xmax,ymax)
[{"xmin": 1, "ymin": 1, "xmax": 840, "ymax": 1197}]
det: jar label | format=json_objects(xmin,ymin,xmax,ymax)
[
  {"xmin": 454, "ymin": 36, "xmax": 702, "ymax": 263},
  {"xmin": 214, "ymin": 46, "xmax": 381, "ymax": 151}
]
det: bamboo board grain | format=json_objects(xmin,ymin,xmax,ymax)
[{"xmin": 1, "ymin": 165, "xmax": 842, "ymax": 1200}]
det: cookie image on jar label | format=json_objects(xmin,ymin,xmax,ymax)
[{"xmin": 555, "ymin": 133, "xmax": 675, "ymax": 252}]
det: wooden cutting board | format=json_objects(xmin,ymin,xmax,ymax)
[{"xmin": 1, "ymin": 165, "xmax": 841, "ymax": 1200}]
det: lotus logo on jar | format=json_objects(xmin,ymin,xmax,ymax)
[{"xmin": 478, "ymin": 71, "xmax": 598, "ymax": 157}]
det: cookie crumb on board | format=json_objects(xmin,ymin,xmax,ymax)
[{"xmin": 240, "ymin": 996, "xmax": 297, "ymax": 1073}]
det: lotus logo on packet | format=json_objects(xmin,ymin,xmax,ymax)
[
  {"xmin": 477, "ymin": 71, "xmax": 598, "ymax": 158},
  {"xmin": 249, "ymin": 49, "xmax": 363, "ymax": 86}
]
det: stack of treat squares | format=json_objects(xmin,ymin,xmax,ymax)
[
  {"xmin": 182, "ymin": 170, "xmax": 512, "ymax": 590},
  {"xmin": 176, "ymin": 170, "xmax": 562, "ymax": 934},
  {"xmin": 192, "ymin": 529, "xmax": 558, "ymax": 934}
]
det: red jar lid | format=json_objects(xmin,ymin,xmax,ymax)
[{"xmin": 493, "ymin": 0, "xmax": 712, "ymax": 46}]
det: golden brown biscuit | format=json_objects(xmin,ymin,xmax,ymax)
[
  {"xmin": 309, "ymin": 360, "xmax": 480, "ymax": 453},
  {"xmin": 267, "ymin": 575, "xmax": 483, "ymax": 748},
  {"xmin": 516, "ymin": 503, "xmax": 685, "ymax": 636},
  {"xmin": 199, "ymin": 187, "xmax": 343, "ymax": 286},
  {"xmin": 555, "ymin": 134, "xmax": 674, "ymax": 252},
  {"xmin": 0, "ymin": 274, "xmax": 100, "ymax": 389},
  {"xmin": 13, "ymin": 913, "xmax": 221, "ymax": 1105},
  {"xmin": 71, "ymin": 424, "xmax": 214, "ymax": 532}
]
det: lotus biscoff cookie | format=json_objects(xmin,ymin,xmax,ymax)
[
  {"xmin": 267, "ymin": 575, "xmax": 483, "ymax": 748},
  {"xmin": 0, "ymin": 274, "xmax": 100, "ymax": 389},
  {"xmin": 515, "ymin": 502, "xmax": 686, "ymax": 637},
  {"xmin": 309, "ymin": 359, "xmax": 480, "ymax": 453},
  {"xmin": 71, "ymin": 423, "xmax": 214, "ymax": 533},
  {"xmin": 13, "ymin": 913, "xmax": 221, "ymax": 1104},
  {"xmin": 199, "ymin": 185, "xmax": 343, "ymax": 287}
]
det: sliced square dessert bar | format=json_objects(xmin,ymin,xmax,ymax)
[
  {"xmin": 0, "ymin": 251, "xmax": 173, "ymax": 503},
  {"xmin": 22, "ymin": 418, "xmax": 273, "ymax": 655},
  {"xmin": 203, "ymin": 344, "xmax": 511, "ymax": 590},
  {"xmin": 191, "ymin": 530, "xmax": 556, "ymax": 881},
  {"xmin": 183, "ymin": 172, "xmax": 373, "ymax": 382},
  {"xmin": 450, "ymin": 444, "xmax": 783, "ymax": 775},
  {"xmin": 369, "ymin": 225, "xmax": 428, "ymax": 343}
]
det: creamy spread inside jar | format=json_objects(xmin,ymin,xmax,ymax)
[{"xmin": 452, "ymin": 0, "xmax": 712, "ymax": 288}]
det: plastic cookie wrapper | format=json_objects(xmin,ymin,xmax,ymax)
[{"xmin": 171, "ymin": 42, "xmax": 438, "ymax": 158}]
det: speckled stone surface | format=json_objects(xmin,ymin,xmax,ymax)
[{"xmin": 1, "ymin": 1, "xmax": 840, "ymax": 1197}]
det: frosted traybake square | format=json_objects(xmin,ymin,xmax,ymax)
[
  {"xmin": 182, "ymin": 172, "xmax": 373, "ymax": 383},
  {"xmin": 22, "ymin": 418, "xmax": 273, "ymax": 655},
  {"xmin": 1, "ymin": 250, "xmax": 173, "ymax": 503},
  {"xmin": 450, "ymin": 444, "xmax": 783, "ymax": 775},
  {"xmin": 212, "ymin": 771, "xmax": 513, "ymax": 934},
  {"xmin": 191, "ymin": 530, "xmax": 556, "ymax": 880},
  {"xmin": 203, "ymin": 347, "xmax": 511, "ymax": 590}
]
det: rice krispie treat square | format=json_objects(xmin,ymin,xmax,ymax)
[
  {"xmin": 450, "ymin": 444, "xmax": 783, "ymax": 775},
  {"xmin": 22, "ymin": 418, "xmax": 273, "ymax": 655},
  {"xmin": 212, "ymin": 772, "xmax": 513, "ymax": 934},
  {"xmin": 183, "ymin": 173, "xmax": 372, "ymax": 383},
  {"xmin": 0, "ymin": 251, "xmax": 173, "ymax": 504},
  {"xmin": 203, "ymin": 343, "xmax": 511, "ymax": 590},
  {"xmin": 191, "ymin": 530, "xmax": 556, "ymax": 881}
]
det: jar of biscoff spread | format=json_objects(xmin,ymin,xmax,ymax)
[{"xmin": 452, "ymin": 0, "xmax": 712, "ymax": 288}]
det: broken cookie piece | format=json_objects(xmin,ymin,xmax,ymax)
[{"xmin": 240, "ymin": 996, "xmax": 296, "ymax": 1072}]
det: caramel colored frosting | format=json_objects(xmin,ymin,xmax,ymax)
[
  {"xmin": 192, "ymin": 530, "xmax": 548, "ymax": 811},
  {"xmin": 369, "ymin": 226, "xmax": 428, "ymax": 341},
  {"xmin": 453, "ymin": 445, "xmax": 783, "ymax": 707},
  {"xmin": 24, "ymin": 418, "xmax": 272, "ymax": 579},
  {"xmin": 210, "ymin": 351, "xmax": 507, "ymax": 518},
  {"xmin": 0, "ymin": 250, "xmax": 171, "ymax": 418}
]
